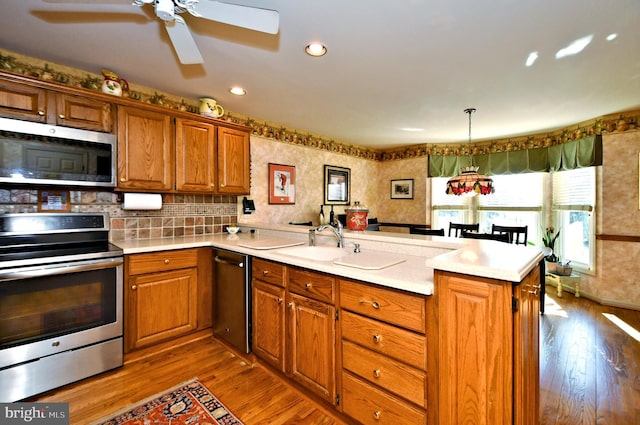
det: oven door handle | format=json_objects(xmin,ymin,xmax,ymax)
[{"xmin": 0, "ymin": 257, "xmax": 123, "ymax": 282}]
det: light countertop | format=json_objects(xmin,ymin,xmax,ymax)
[{"xmin": 113, "ymin": 223, "xmax": 545, "ymax": 296}]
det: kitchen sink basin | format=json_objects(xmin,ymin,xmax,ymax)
[
  {"xmin": 333, "ymin": 252, "xmax": 406, "ymax": 270},
  {"xmin": 276, "ymin": 246, "xmax": 351, "ymax": 261}
]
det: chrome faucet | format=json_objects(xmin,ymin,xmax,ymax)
[{"xmin": 316, "ymin": 220, "xmax": 344, "ymax": 248}]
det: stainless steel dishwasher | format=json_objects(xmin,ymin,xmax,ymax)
[{"xmin": 213, "ymin": 249, "xmax": 251, "ymax": 353}]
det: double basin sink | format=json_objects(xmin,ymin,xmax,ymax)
[{"xmin": 275, "ymin": 245, "xmax": 405, "ymax": 270}]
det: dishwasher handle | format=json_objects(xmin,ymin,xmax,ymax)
[{"xmin": 214, "ymin": 255, "xmax": 245, "ymax": 268}]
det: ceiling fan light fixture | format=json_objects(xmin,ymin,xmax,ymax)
[
  {"xmin": 229, "ymin": 87, "xmax": 246, "ymax": 96},
  {"xmin": 305, "ymin": 42, "xmax": 327, "ymax": 57}
]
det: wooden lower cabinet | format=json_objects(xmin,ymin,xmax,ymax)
[
  {"xmin": 124, "ymin": 249, "xmax": 202, "ymax": 352},
  {"xmin": 339, "ymin": 279, "xmax": 428, "ymax": 422},
  {"xmin": 434, "ymin": 268, "xmax": 540, "ymax": 425},
  {"xmin": 251, "ymin": 259, "xmax": 540, "ymax": 425}
]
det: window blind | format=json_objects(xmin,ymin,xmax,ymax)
[
  {"xmin": 479, "ymin": 173, "xmax": 544, "ymax": 208},
  {"xmin": 552, "ymin": 167, "xmax": 595, "ymax": 210}
]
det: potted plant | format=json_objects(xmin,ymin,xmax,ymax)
[{"xmin": 542, "ymin": 227, "xmax": 560, "ymax": 271}]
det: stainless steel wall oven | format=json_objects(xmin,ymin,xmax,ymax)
[{"xmin": 0, "ymin": 213, "xmax": 123, "ymax": 402}]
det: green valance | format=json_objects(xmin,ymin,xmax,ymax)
[{"xmin": 428, "ymin": 135, "xmax": 602, "ymax": 177}]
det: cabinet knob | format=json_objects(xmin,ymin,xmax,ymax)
[
  {"xmin": 164, "ymin": 259, "xmax": 170, "ymax": 264},
  {"xmin": 373, "ymin": 369, "xmax": 381, "ymax": 378},
  {"xmin": 220, "ymin": 183, "xmax": 226, "ymax": 188},
  {"xmin": 38, "ymin": 110, "xmax": 45, "ymax": 116},
  {"xmin": 131, "ymin": 285, "xmax": 137, "ymax": 290},
  {"xmin": 277, "ymin": 298, "xmax": 283, "ymax": 304},
  {"xmin": 373, "ymin": 410, "xmax": 381, "ymax": 420},
  {"xmin": 305, "ymin": 282, "xmax": 312, "ymax": 289},
  {"xmin": 372, "ymin": 334, "xmax": 382, "ymax": 344},
  {"xmin": 58, "ymin": 114, "xmax": 65, "ymax": 119},
  {"xmin": 288, "ymin": 302, "xmax": 294, "ymax": 308},
  {"xmin": 120, "ymin": 177, "xmax": 127, "ymax": 182},
  {"xmin": 262, "ymin": 270, "xmax": 269, "ymax": 276}
]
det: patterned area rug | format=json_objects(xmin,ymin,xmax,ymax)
[{"xmin": 91, "ymin": 378, "xmax": 243, "ymax": 425}]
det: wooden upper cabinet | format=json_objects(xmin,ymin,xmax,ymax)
[
  {"xmin": 0, "ymin": 79, "xmax": 47, "ymax": 122},
  {"xmin": 117, "ymin": 105, "xmax": 173, "ymax": 191},
  {"xmin": 53, "ymin": 93, "xmax": 113, "ymax": 132},
  {"xmin": 175, "ymin": 118, "xmax": 216, "ymax": 192},
  {"xmin": 0, "ymin": 79, "xmax": 113, "ymax": 132},
  {"xmin": 217, "ymin": 125, "xmax": 250, "ymax": 194}
]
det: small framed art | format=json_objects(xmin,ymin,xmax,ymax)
[
  {"xmin": 324, "ymin": 165, "xmax": 350, "ymax": 205},
  {"xmin": 38, "ymin": 190, "xmax": 71, "ymax": 212},
  {"xmin": 269, "ymin": 163, "xmax": 295, "ymax": 204},
  {"xmin": 390, "ymin": 179, "xmax": 414, "ymax": 199}
]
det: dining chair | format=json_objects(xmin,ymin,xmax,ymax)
[
  {"xmin": 491, "ymin": 224, "xmax": 528, "ymax": 245},
  {"xmin": 461, "ymin": 231, "xmax": 511, "ymax": 243},
  {"xmin": 410, "ymin": 227, "xmax": 445, "ymax": 236},
  {"xmin": 448, "ymin": 222, "xmax": 480, "ymax": 237}
]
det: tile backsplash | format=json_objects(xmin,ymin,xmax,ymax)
[{"xmin": 0, "ymin": 189, "xmax": 238, "ymax": 241}]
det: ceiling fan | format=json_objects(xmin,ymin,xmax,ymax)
[{"xmin": 42, "ymin": 0, "xmax": 280, "ymax": 64}]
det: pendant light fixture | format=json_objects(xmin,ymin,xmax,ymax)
[{"xmin": 446, "ymin": 108, "xmax": 495, "ymax": 196}]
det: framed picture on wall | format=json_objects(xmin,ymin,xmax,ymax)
[
  {"xmin": 390, "ymin": 179, "xmax": 414, "ymax": 199},
  {"xmin": 324, "ymin": 165, "xmax": 350, "ymax": 205},
  {"xmin": 268, "ymin": 163, "xmax": 295, "ymax": 204}
]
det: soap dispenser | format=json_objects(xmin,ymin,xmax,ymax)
[
  {"xmin": 319, "ymin": 205, "xmax": 326, "ymax": 225},
  {"xmin": 329, "ymin": 205, "xmax": 335, "ymax": 225}
]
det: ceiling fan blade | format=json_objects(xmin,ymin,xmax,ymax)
[
  {"xmin": 42, "ymin": 0, "xmax": 132, "ymax": 4},
  {"xmin": 192, "ymin": 1, "xmax": 279, "ymax": 34},
  {"xmin": 164, "ymin": 15, "xmax": 204, "ymax": 64}
]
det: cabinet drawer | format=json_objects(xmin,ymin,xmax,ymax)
[
  {"xmin": 342, "ymin": 372, "xmax": 426, "ymax": 425},
  {"xmin": 252, "ymin": 258, "xmax": 285, "ymax": 287},
  {"xmin": 340, "ymin": 279, "xmax": 426, "ymax": 332},
  {"xmin": 341, "ymin": 310, "xmax": 426, "ymax": 369},
  {"xmin": 289, "ymin": 267, "xmax": 335, "ymax": 303},
  {"xmin": 127, "ymin": 249, "xmax": 198, "ymax": 275},
  {"xmin": 342, "ymin": 340, "xmax": 426, "ymax": 407}
]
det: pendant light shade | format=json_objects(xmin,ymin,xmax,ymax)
[{"xmin": 446, "ymin": 108, "xmax": 494, "ymax": 196}]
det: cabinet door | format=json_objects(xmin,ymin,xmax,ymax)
[
  {"xmin": 175, "ymin": 118, "xmax": 216, "ymax": 192},
  {"xmin": 288, "ymin": 292, "xmax": 336, "ymax": 404},
  {"xmin": 252, "ymin": 279, "xmax": 286, "ymax": 371},
  {"xmin": 435, "ymin": 270, "xmax": 513, "ymax": 425},
  {"xmin": 117, "ymin": 106, "xmax": 173, "ymax": 190},
  {"xmin": 513, "ymin": 264, "xmax": 541, "ymax": 425},
  {"xmin": 53, "ymin": 93, "xmax": 113, "ymax": 132},
  {"xmin": 216, "ymin": 125, "xmax": 250, "ymax": 194},
  {"xmin": 0, "ymin": 79, "xmax": 47, "ymax": 122},
  {"xmin": 126, "ymin": 267, "xmax": 198, "ymax": 352}
]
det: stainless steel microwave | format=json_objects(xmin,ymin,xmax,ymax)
[{"xmin": 0, "ymin": 117, "xmax": 116, "ymax": 187}]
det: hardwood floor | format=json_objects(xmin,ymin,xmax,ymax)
[
  {"xmin": 29, "ymin": 292, "xmax": 639, "ymax": 425},
  {"xmin": 540, "ymin": 291, "xmax": 640, "ymax": 425}
]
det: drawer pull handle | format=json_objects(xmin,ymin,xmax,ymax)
[
  {"xmin": 373, "ymin": 410, "xmax": 381, "ymax": 420},
  {"xmin": 164, "ymin": 259, "xmax": 170, "ymax": 264},
  {"xmin": 373, "ymin": 334, "xmax": 382, "ymax": 344},
  {"xmin": 305, "ymin": 282, "xmax": 312, "ymax": 289},
  {"xmin": 359, "ymin": 299, "xmax": 380, "ymax": 309},
  {"xmin": 373, "ymin": 369, "xmax": 381, "ymax": 378}
]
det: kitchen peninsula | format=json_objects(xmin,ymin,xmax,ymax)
[{"xmin": 115, "ymin": 224, "xmax": 543, "ymax": 425}]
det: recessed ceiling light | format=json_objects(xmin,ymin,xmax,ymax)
[
  {"xmin": 229, "ymin": 87, "xmax": 246, "ymax": 96},
  {"xmin": 305, "ymin": 42, "xmax": 327, "ymax": 57},
  {"xmin": 400, "ymin": 127, "xmax": 424, "ymax": 132},
  {"xmin": 606, "ymin": 33, "xmax": 618, "ymax": 41},
  {"xmin": 555, "ymin": 35, "xmax": 593, "ymax": 59}
]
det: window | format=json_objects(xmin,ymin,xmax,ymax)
[
  {"xmin": 552, "ymin": 167, "xmax": 596, "ymax": 272},
  {"xmin": 477, "ymin": 173, "xmax": 544, "ymax": 243},
  {"xmin": 431, "ymin": 177, "xmax": 470, "ymax": 234}
]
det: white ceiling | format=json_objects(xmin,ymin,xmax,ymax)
[{"xmin": 1, "ymin": 0, "xmax": 639, "ymax": 149}]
